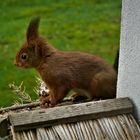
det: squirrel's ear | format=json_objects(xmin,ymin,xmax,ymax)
[{"xmin": 26, "ymin": 16, "xmax": 40, "ymax": 43}]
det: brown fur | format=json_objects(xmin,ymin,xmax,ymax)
[{"xmin": 15, "ymin": 17, "xmax": 117, "ymax": 106}]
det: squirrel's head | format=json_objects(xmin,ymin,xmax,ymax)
[{"xmin": 14, "ymin": 17, "xmax": 55, "ymax": 68}]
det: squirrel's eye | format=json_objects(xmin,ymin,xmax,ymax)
[{"xmin": 21, "ymin": 53, "xmax": 28, "ymax": 60}]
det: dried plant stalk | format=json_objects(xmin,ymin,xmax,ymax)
[
  {"xmin": 34, "ymin": 77, "xmax": 49, "ymax": 96},
  {"xmin": 9, "ymin": 82, "xmax": 32, "ymax": 104}
]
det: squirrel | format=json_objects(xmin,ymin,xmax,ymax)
[{"xmin": 14, "ymin": 17, "xmax": 117, "ymax": 106}]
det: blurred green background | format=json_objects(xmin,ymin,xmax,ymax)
[{"xmin": 0, "ymin": 0, "xmax": 121, "ymax": 107}]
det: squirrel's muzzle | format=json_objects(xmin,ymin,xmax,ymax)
[{"xmin": 14, "ymin": 60, "xmax": 21, "ymax": 67}]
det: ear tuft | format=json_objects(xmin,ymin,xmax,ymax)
[{"xmin": 26, "ymin": 16, "xmax": 40, "ymax": 43}]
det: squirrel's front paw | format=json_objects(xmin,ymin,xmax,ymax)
[
  {"xmin": 39, "ymin": 94, "xmax": 50, "ymax": 108},
  {"xmin": 39, "ymin": 95, "xmax": 57, "ymax": 107}
]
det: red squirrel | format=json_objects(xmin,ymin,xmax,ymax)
[{"xmin": 14, "ymin": 17, "xmax": 117, "ymax": 106}]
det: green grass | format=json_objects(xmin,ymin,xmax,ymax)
[{"xmin": 0, "ymin": 0, "xmax": 121, "ymax": 107}]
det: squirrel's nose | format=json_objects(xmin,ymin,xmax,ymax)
[{"xmin": 14, "ymin": 60, "xmax": 18, "ymax": 66}]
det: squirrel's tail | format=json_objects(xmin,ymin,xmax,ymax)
[{"xmin": 113, "ymin": 49, "xmax": 119, "ymax": 73}]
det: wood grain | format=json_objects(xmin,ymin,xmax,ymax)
[{"xmin": 9, "ymin": 98, "xmax": 133, "ymax": 131}]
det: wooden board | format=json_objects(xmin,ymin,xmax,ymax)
[
  {"xmin": 0, "ymin": 102, "xmax": 39, "ymax": 113},
  {"xmin": 9, "ymin": 97, "xmax": 133, "ymax": 131}
]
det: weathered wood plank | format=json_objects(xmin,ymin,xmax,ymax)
[
  {"xmin": 9, "ymin": 98, "xmax": 133, "ymax": 131},
  {"xmin": 0, "ymin": 102, "xmax": 40, "ymax": 114}
]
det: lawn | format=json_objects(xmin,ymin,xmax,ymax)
[{"xmin": 0, "ymin": 0, "xmax": 121, "ymax": 107}]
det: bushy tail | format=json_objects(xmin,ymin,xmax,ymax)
[{"xmin": 113, "ymin": 49, "xmax": 119, "ymax": 73}]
